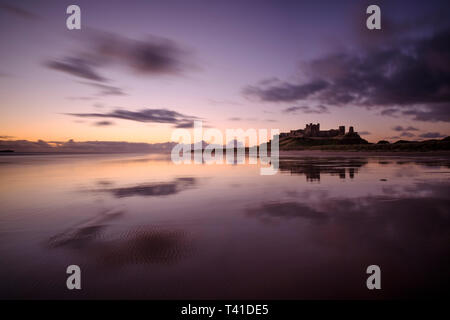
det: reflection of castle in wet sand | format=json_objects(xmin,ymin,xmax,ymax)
[{"xmin": 279, "ymin": 158, "xmax": 368, "ymax": 181}]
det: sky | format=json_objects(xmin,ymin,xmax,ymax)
[{"xmin": 0, "ymin": 0, "xmax": 449, "ymax": 147}]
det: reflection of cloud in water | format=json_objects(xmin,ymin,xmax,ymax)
[
  {"xmin": 101, "ymin": 154, "xmax": 172, "ymax": 164},
  {"xmin": 48, "ymin": 209, "xmax": 124, "ymax": 248},
  {"xmin": 246, "ymin": 182, "xmax": 450, "ymax": 298},
  {"xmin": 99, "ymin": 227, "xmax": 191, "ymax": 266},
  {"xmin": 394, "ymin": 158, "xmax": 450, "ymax": 169},
  {"xmin": 279, "ymin": 158, "xmax": 368, "ymax": 181},
  {"xmin": 48, "ymin": 209, "xmax": 192, "ymax": 266},
  {"xmin": 247, "ymin": 202, "xmax": 329, "ymax": 221},
  {"xmin": 96, "ymin": 180, "xmax": 114, "ymax": 187},
  {"xmin": 247, "ymin": 181, "xmax": 450, "ymax": 251},
  {"xmin": 96, "ymin": 177, "xmax": 197, "ymax": 198}
]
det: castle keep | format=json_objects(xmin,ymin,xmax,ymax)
[{"xmin": 279, "ymin": 123, "xmax": 356, "ymax": 138}]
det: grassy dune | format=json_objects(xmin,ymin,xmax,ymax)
[{"xmin": 277, "ymin": 136, "xmax": 450, "ymax": 152}]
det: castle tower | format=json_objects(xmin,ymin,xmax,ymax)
[
  {"xmin": 349, "ymin": 126, "xmax": 354, "ymax": 134},
  {"xmin": 311, "ymin": 124, "xmax": 316, "ymax": 136},
  {"xmin": 339, "ymin": 126, "xmax": 345, "ymax": 135},
  {"xmin": 304, "ymin": 123, "xmax": 312, "ymax": 136}
]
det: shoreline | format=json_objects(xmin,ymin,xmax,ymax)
[{"xmin": 2, "ymin": 150, "xmax": 450, "ymax": 158}]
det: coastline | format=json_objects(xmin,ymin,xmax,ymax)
[{"xmin": 279, "ymin": 150, "xmax": 450, "ymax": 158}]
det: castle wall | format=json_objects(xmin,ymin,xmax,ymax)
[{"xmin": 318, "ymin": 129, "xmax": 340, "ymax": 137}]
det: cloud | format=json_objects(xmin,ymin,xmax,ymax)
[
  {"xmin": 392, "ymin": 125, "xmax": 419, "ymax": 139},
  {"xmin": 94, "ymin": 121, "xmax": 114, "ymax": 126},
  {"xmin": 243, "ymin": 28, "xmax": 450, "ymax": 122},
  {"xmin": 283, "ymin": 105, "xmax": 329, "ymax": 114},
  {"xmin": 400, "ymin": 132, "xmax": 415, "ymax": 138},
  {"xmin": 66, "ymin": 96, "xmax": 95, "ymax": 101},
  {"xmin": 227, "ymin": 117, "xmax": 257, "ymax": 121},
  {"xmin": 0, "ymin": 3, "xmax": 38, "ymax": 20},
  {"xmin": 358, "ymin": 131, "xmax": 371, "ymax": 136},
  {"xmin": 0, "ymin": 135, "xmax": 14, "ymax": 139},
  {"xmin": 66, "ymin": 108, "xmax": 199, "ymax": 127},
  {"xmin": 45, "ymin": 57, "xmax": 106, "ymax": 82},
  {"xmin": 0, "ymin": 139, "xmax": 177, "ymax": 153},
  {"xmin": 80, "ymin": 82, "xmax": 126, "ymax": 96},
  {"xmin": 45, "ymin": 31, "xmax": 193, "ymax": 81},
  {"xmin": 208, "ymin": 99, "xmax": 242, "ymax": 106},
  {"xmin": 418, "ymin": 132, "xmax": 447, "ymax": 139},
  {"xmin": 392, "ymin": 126, "xmax": 419, "ymax": 132}
]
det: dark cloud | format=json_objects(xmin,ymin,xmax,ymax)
[
  {"xmin": 0, "ymin": 3, "xmax": 38, "ymax": 20},
  {"xmin": 380, "ymin": 108, "xmax": 400, "ymax": 117},
  {"xmin": 401, "ymin": 104, "xmax": 450, "ymax": 122},
  {"xmin": 400, "ymin": 132, "xmax": 415, "ymax": 138},
  {"xmin": 392, "ymin": 125, "xmax": 419, "ymax": 139},
  {"xmin": 0, "ymin": 135, "xmax": 14, "ymax": 139},
  {"xmin": 418, "ymin": 132, "xmax": 447, "ymax": 139},
  {"xmin": 45, "ymin": 57, "xmax": 106, "ymax": 82},
  {"xmin": 244, "ymin": 79, "xmax": 328, "ymax": 102},
  {"xmin": 174, "ymin": 121, "xmax": 195, "ymax": 128},
  {"xmin": 358, "ymin": 131, "xmax": 371, "ymax": 136},
  {"xmin": 45, "ymin": 31, "xmax": 192, "ymax": 81},
  {"xmin": 244, "ymin": 28, "xmax": 450, "ymax": 122},
  {"xmin": 90, "ymin": 32, "xmax": 191, "ymax": 75},
  {"xmin": 392, "ymin": 126, "xmax": 419, "ymax": 132},
  {"xmin": 66, "ymin": 108, "xmax": 199, "ymax": 127},
  {"xmin": 94, "ymin": 121, "xmax": 114, "ymax": 126},
  {"xmin": 283, "ymin": 105, "xmax": 329, "ymax": 114}
]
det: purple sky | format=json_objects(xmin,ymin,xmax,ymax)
[{"xmin": 0, "ymin": 0, "xmax": 449, "ymax": 144}]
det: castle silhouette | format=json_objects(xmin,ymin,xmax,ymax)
[{"xmin": 279, "ymin": 123, "xmax": 357, "ymax": 139}]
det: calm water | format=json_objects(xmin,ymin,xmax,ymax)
[{"xmin": 0, "ymin": 153, "xmax": 449, "ymax": 299}]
